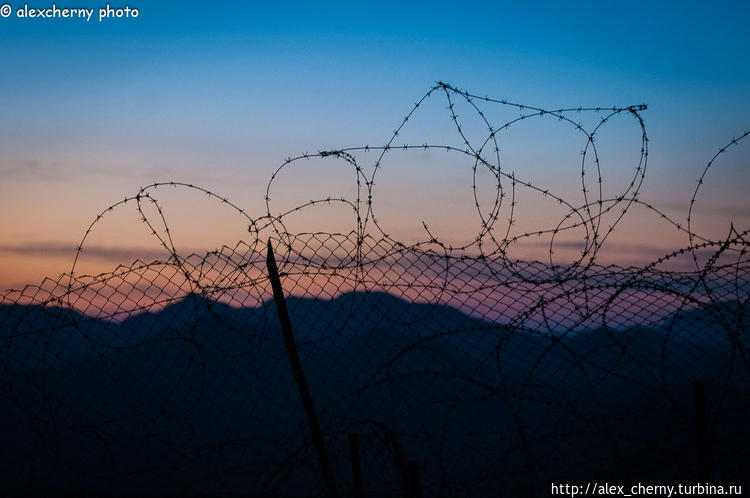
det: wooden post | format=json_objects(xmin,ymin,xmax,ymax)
[{"xmin": 266, "ymin": 239, "xmax": 339, "ymax": 497}]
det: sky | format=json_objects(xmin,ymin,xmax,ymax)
[{"xmin": 0, "ymin": 0, "xmax": 749, "ymax": 290}]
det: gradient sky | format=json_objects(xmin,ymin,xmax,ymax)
[{"xmin": 1, "ymin": 1, "xmax": 748, "ymax": 290}]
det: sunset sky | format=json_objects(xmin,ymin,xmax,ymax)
[{"xmin": 1, "ymin": 1, "xmax": 748, "ymax": 290}]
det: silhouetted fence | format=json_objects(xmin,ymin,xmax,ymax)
[{"xmin": 1, "ymin": 83, "xmax": 748, "ymax": 496}]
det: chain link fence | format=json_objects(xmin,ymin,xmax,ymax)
[{"xmin": 1, "ymin": 84, "xmax": 748, "ymax": 496}]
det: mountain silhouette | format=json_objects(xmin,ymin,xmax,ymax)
[{"xmin": 1, "ymin": 292, "xmax": 748, "ymax": 496}]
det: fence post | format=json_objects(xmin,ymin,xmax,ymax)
[
  {"xmin": 266, "ymin": 239, "xmax": 339, "ymax": 498},
  {"xmin": 349, "ymin": 432, "xmax": 365, "ymax": 498},
  {"xmin": 693, "ymin": 380, "xmax": 710, "ymax": 480},
  {"xmin": 405, "ymin": 460, "xmax": 420, "ymax": 498}
]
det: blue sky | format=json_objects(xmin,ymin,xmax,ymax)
[{"xmin": 0, "ymin": 0, "xmax": 748, "ymax": 286}]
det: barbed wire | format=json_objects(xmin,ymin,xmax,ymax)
[{"xmin": 1, "ymin": 82, "xmax": 748, "ymax": 496}]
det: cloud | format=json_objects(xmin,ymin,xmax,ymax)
[
  {"xmin": 0, "ymin": 242, "xmax": 175, "ymax": 262},
  {"xmin": 658, "ymin": 201, "xmax": 750, "ymax": 219},
  {"xmin": 0, "ymin": 159, "xmax": 45, "ymax": 178},
  {"xmin": 0, "ymin": 159, "xmax": 182, "ymax": 182},
  {"xmin": 520, "ymin": 239, "xmax": 665, "ymax": 256}
]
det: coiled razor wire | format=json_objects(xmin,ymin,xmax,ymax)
[{"xmin": 1, "ymin": 83, "xmax": 748, "ymax": 496}]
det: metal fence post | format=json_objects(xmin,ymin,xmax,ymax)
[
  {"xmin": 349, "ymin": 432, "xmax": 365, "ymax": 498},
  {"xmin": 405, "ymin": 460, "xmax": 420, "ymax": 498},
  {"xmin": 693, "ymin": 380, "xmax": 710, "ymax": 480},
  {"xmin": 266, "ymin": 239, "xmax": 339, "ymax": 497}
]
